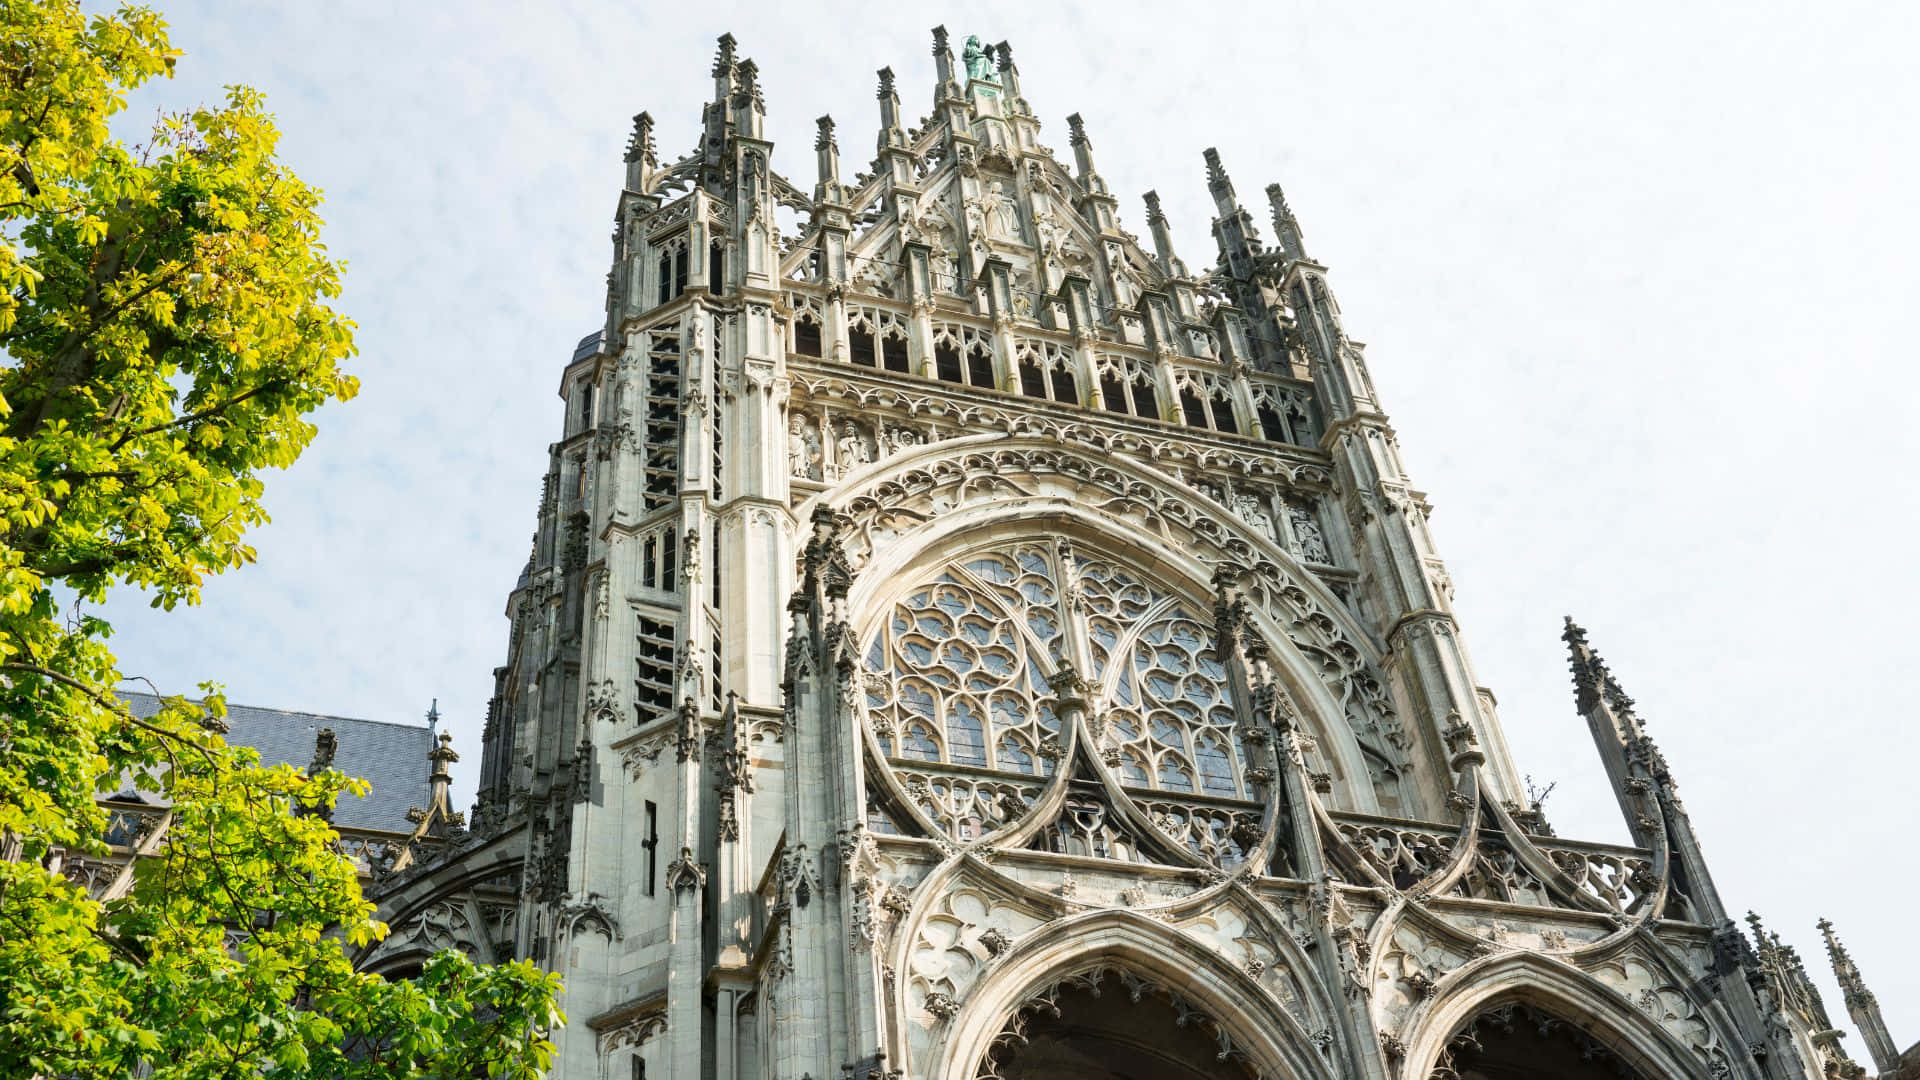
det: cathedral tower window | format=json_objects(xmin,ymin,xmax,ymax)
[
  {"xmin": 934, "ymin": 341, "xmax": 964, "ymax": 384},
  {"xmin": 792, "ymin": 314, "xmax": 822, "ymax": 357},
  {"xmin": 707, "ymin": 240, "xmax": 725, "ymax": 294},
  {"xmin": 635, "ymin": 615, "xmax": 676, "ymax": 724},
  {"xmin": 654, "ymin": 235, "xmax": 690, "ymax": 306},
  {"xmin": 862, "ymin": 542, "xmax": 1261, "ymax": 860}
]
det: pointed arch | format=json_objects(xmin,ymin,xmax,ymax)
[
  {"xmin": 931, "ymin": 909, "xmax": 1338, "ymax": 1080},
  {"xmin": 814, "ymin": 434, "xmax": 1391, "ymax": 815},
  {"xmin": 1400, "ymin": 951, "xmax": 1727, "ymax": 1080}
]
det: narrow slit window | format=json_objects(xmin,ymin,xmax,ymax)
[
  {"xmin": 1210, "ymin": 396, "xmax": 1238, "ymax": 434},
  {"xmin": 1049, "ymin": 367, "xmax": 1077, "ymax": 405},
  {"xmin": 708, "ymin": 241, "xmax": 725, "ymax": 293},
  {"xmin": 1101, "ymin": 374, "xmax": 1130, "ymax": 414},
  {"xmin": 882, "ymin": 335, "xmax": 910, "ymax": 373},
  {"xmin": 1018, "ymin": 358, "xmax": 1048, "ymax": 398},
  {"xmin": 850, "ymin": 327, "xmax": 877, "ymax": 367},
  {"xmin": 1257, "ymin": 403, "xmax": 1286, "ymax": 442},
  {"xmin": 1131, "ymin": 381, "xmax": 1159, "ymax": 420},
  {"xmin": 1180, "ymin": 389, "xmax": 1210, "ymax": 428},
  {"xmin": 793, "ymin": 317, "xmax": 822, "ymax": 357},
  {"xmin": 935, "ymin": 342, "xmax": 964, "ymax": 384},
  {"xmin": 966, "ymin": 347, "xmax": 995, "ymax": 388}
]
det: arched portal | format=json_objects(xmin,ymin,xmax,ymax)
[
  {"xmin": 1431, "ymin": 1000, "xmax": 1647, "ymax": 1079},
  {"xmin": 977, "ymin": 968, "xmax": 1263, "ymax": 1080}
]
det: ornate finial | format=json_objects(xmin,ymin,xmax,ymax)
[
  {"xmin": 1067, "ymin": 113, "xmax": 1089, "ymax": 147},
  {"xmin": 308, "ymin": 727, "xmax": 337, "ymax": 775},
  {"xmin": 994, "ymin": 40, "xmax": 1014, "ymax": 72},
  {"xmin": 931, "ymin": 25, "xmax": 950, "ymax": 55},
  {"xmin": 877, "ymin": 66, "xmax": 895, "ymax": 99},
  {"xmin": 1204, "ymin": 147, "xmax": 1234, "ymax": 198},
  {"xmin": 425, "ymin": 697, "xmax": 440, "ymax": 730},
  {"xmin": 1562, "ymin": 616, "xmax": 1604, "ymax": 713},
  {"xmin": 1819, "ymin": 919, "xmax": 1876, "ymax": 1006},
  {"xmin": 429, "ymin": 730, "xmax": 460, "ymax": 779},
  {"xmin": 1266, "ymin": 182, "xmax": 1307, "ymax": 261},
  {"xmin": 625, "ymin": 111, "xmax": 657, "ymax": 164},
  {"xmin": 814, "ymin": 115, "xmax": 837, "ymax": 152},
  {"xmin": 712, "ymin": 32, "xmax": 737, "ymax": 77},
  {"xmin": 737, "ymin": 59, "xmax": 763, "ymax": 109},
  {"xmin": 1143, "ymin": 190, "xmax": 1166, "ymax": 223},
  {"xmin": 1210, "ymin": 562, "xmax": 1252, "ymax": 659}
]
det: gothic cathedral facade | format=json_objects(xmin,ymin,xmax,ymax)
[{"xmin": 361, "ymin": 30, "xmax": 1906, "ymax": 1080}]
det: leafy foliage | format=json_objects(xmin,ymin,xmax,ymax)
[{"xmin": 0, "ymin": 3, "xmax": 560, "ymax": 1075}]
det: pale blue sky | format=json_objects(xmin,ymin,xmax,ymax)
[{"xmin": 98, "ymin": 0, "xmax": 1918, "ymax": 1047}]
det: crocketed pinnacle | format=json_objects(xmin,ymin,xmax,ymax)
[{"xmin": 1818, "ymin": 918, "xmax": 1876, "ymax": 1006}]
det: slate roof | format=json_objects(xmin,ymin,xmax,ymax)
[
  {"xmin": 571, "ymin": 329, "xmax": 604, "ymax": 364},
  {"xmin": 120, "ymin": 692, "xmax": 434, "ymax": 835}
]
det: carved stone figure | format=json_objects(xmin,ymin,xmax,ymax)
[
  {"xmin": 829, "ymin": 420, "xmax": 870, "ymax": 479},
  {"xmin": 987, "ymin": 180, "xmax": 1021, "ymax": 241},
  {"xmin": 1288, "ymin": 499, "xmax": 1330, "ymax": 564},
  {"xmin": 962, "ymin": 35, "xmax": 997, "ymax": 83},
  {"xmin": 1233, "ymin": 492, "xmax": 1275, "ymax": 542},
  {"xmin": 789, "ymin": 415, "xmax": 822, "ymax": 480}
]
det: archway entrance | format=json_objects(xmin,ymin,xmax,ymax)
[
  {"xmin": 976, "ymin": 968, "xmax": 1265, "ymax": 1080},
  {"xmin": 1432, "ymin": 1001, "xmax": 1648, "ymax": 1080}
]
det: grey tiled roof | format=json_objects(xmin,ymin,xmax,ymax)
[
  {"xmin": 571, "ymin": 329, "xmax": 604, "ymax": 364},
  {"xmin": 120, "ymin": 692, "xmax": 434, "ymax": 835}
]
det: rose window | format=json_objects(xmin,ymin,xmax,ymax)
[{"xmin": 862, "ymin": 543, "xmax": 1253, "ymax": 803}]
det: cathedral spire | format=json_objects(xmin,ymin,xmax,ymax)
[
  {"xmin": 1265, "ymin": 182, "xmax": 1307, "ymax": 263},
  {"xmin": 876, "ymin": 66, "xmax": 903, "ymax": 149},
  {"xmin": 1204, "ymin": 147, "xmax": 1239, "ymax": 217},
  {"xmin": 1819, "ymin": 918, "xmax": 1903, "ymax": 1072},
  {"xmin": 624, "ymin": 111, "xmax": 657, "ymax": 193},
  {"xmin": 813, "ymin": 115, "xmax": 842, "ymax": 204},
  {"xmin": 931, "ymin": 25, "xmax": 959, "ymax": 97},
  {"xmin": 1142, "ymin": 191, "xmax": 1186, "ymax": 278},
  {"xmin": 1067, "ymin": 113, "xmax": 1100, "ymax": 185},
  {"xmin": 993, "ymin": 41, "xmax": 1024, "ymax": 109},
  {"xmin": 733, "ymin": 58, "xmax": 765, "ymax": 138},
  {"xmin": 1562, "ymin": 616, "xmax": 1652, "ymax": 842}
]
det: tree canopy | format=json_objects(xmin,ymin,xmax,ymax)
[{"xmin": 0, "ymin": 3, "xmax": 560, "ymax": 1076}]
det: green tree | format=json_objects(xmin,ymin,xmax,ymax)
[{"xmin": 0, "ymin": 3, "xmax": 561, "ymax": 1076}]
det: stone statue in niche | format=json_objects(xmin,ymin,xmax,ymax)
[
  {"xmin": 885, "ymin": 425, "xmax": 925, "ymax": 457},
  {"xmin": 829, "ymin": 420, "xmax": 871, "ymax": 480},
  {"xmin": 988, "ymin": 180, "xmax": 1022, "ymax": 241},
  {"xmin": 1289, "ymin": 499, "xmax": 1331, "ymax": 564},
  {"xmin": 1107, "ymin": 243, "xmax": 1141, "ymax": 310},
  {"xmin": 1233, "ymin": 493, "xmax": 1276, "ymax": 542},
  {"xmin": 788, "ymin": 416, "xmax": 822, "ymax": 481}
]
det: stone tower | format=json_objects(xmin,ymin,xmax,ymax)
[{"xmin": 362, "ymin": 30, "xmax": 1901, "ymax": 1080}]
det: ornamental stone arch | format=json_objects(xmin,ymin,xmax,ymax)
[
  {"xmin": 361, "ymin": 840, "xmax": 525, "ymax": 973},
  {"xmin": 930, "ymin": 908, "xmax": 1339, "ymax": 1080},
  {"xmin": 810, "ymin": 432, "xmax": 1400, "ymax": 818},
  {"xmin": 1399, "ymin": 951, "xmax": 1729, "ymax": 1080}
]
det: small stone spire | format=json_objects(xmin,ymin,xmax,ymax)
[
  {"xmin": 931, "ymin": 25, "xmax": 958, "ymax": 95},
  {"xmin": 1203, "ymin": 147, "xmax": 1239, "ymax": 216},
  {"xmin": 1265, "ymin": 182, "xmax": 1307, "ymax": 263},
  {"xmin": 625, "ymin": 112, "xmax": 656, "ymax": 166},
  {"xmin": 1142, "ymin": 191, "xmax": 1185, "ymax": 277},
  {"xmin": 813, "ymin": 115, "xmax": 841, "ymax": 202},
  {"xmin": 876, "ymin": 66, "xmax": 903, "ymax": 147},
  {"xmin": 711, "ymin": 32, "xmax": 738, "ymax": 81},
  {"xmin": 1067, "ymin": 113, "xmax": 1097, "ymax": 178},
  {"xmin": 994, "ymin": 40, "xmax": 1023, "ymax": 103},
  {"xmin": 1819, "ymin": 918, "xmax": 1902, "ymax": 1072}
]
